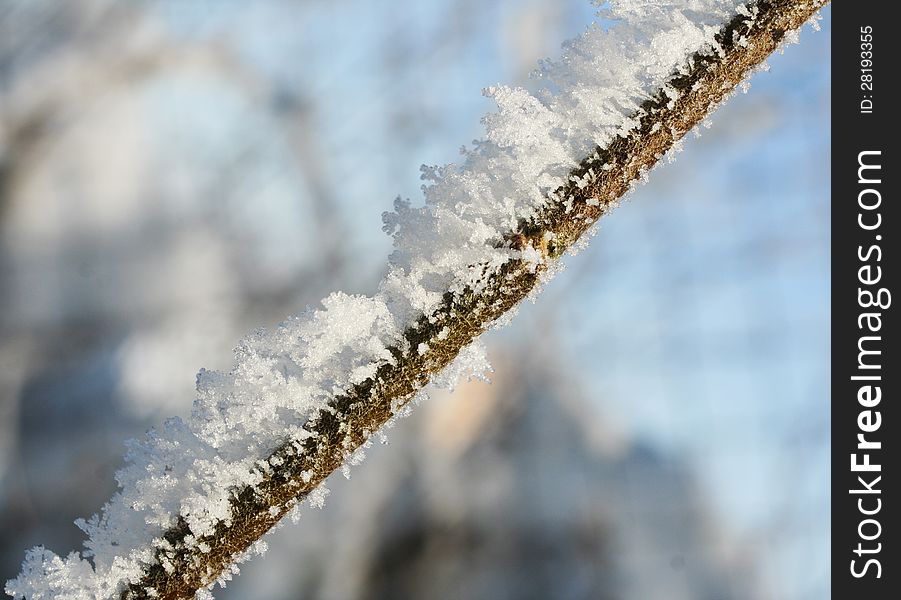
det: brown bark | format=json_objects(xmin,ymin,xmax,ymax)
[{"xmin": 123, "ymin": 1, "xmax": 828, "ymax": 597}]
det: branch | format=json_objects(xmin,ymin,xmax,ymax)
[{"xmin": 6, "ymin": 1, "xmax": 828, "ymax": 598}]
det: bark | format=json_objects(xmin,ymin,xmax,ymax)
[{"xmin": 123, "ymin": 1, "xmax": 828, "ymax": 597}]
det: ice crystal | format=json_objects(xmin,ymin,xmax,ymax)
[{"xmin": 7, "ymin": 1, "xmax": 760, "ymax": 598}]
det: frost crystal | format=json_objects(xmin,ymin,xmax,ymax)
[{"xmin": 7, "ymin": 1, "xmax": 757, "ymax": 598}]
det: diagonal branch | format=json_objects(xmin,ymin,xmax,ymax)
[
  {"xmin": 121, "ymin": 1, "xmax": 827, "ymax": 597},
  {"xmin": 9, "ymin": 1, "xmax": 830, "ymax": 598}
]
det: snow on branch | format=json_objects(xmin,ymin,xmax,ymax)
[{"xmin": 6, "ymin": 1, "xmax": 827, "ymax": 598}]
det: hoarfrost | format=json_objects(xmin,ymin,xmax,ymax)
[{"xmin": 7, "ymin": 1, "xmax": 766, "ymax": 598}]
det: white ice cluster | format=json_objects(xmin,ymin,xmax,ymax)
[{"xmin": 7, "ymin": 1, "xmax": 749, "ymax": 598}]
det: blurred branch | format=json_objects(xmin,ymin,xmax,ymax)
[{"xmin": 9, "ymin": 1, "xmax": 824, "ymax": 597}]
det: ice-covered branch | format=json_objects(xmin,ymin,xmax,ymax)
[{"xmin": 6, "ymin": 1, "xmax": 827, "ymax": 598}]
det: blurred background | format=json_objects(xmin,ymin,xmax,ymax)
[{"xmin": 0, "ymin": 1, "xmax": 829, "ymax": 599}]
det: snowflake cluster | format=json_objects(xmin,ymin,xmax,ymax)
[{"xmin": 7, "ymin": 2, "xmax": 750, "ymax": 598}]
